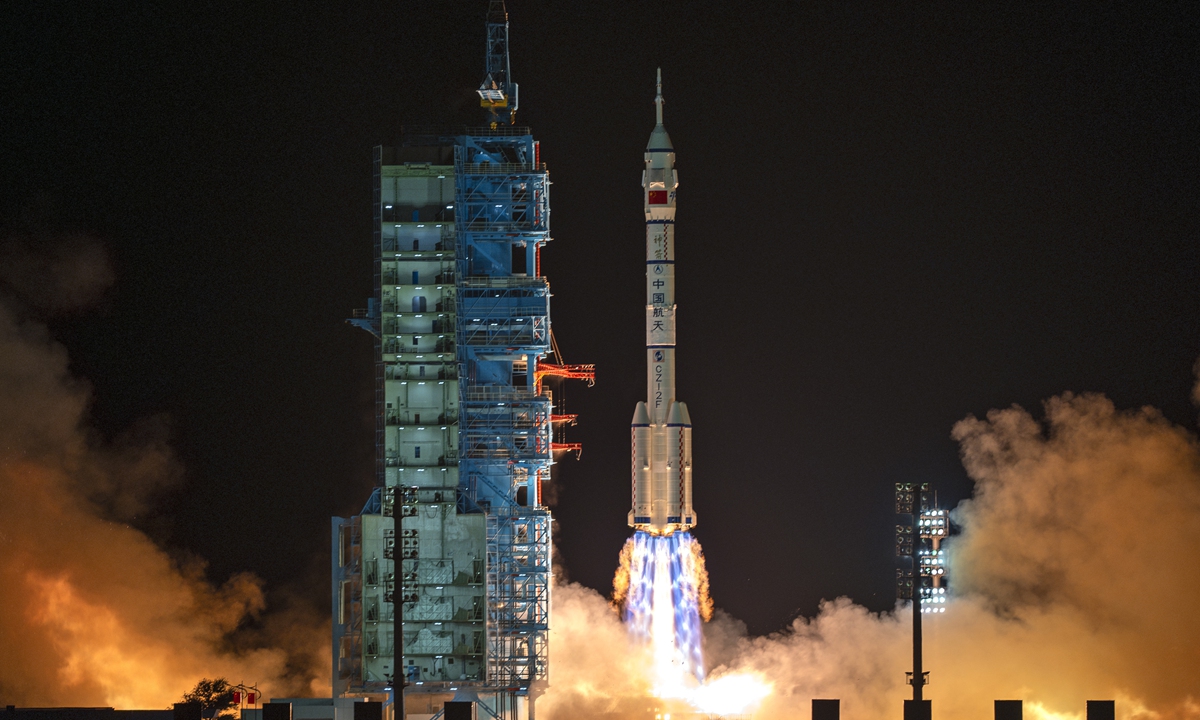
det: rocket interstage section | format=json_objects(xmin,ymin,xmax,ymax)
[{"xmin": 628, "ymin": 70, "xmax": 696, "ymax": 536}]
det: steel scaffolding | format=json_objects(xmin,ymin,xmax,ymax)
[
  {"xmin": 485, "ymin": 508, "xmax": 551, "ymax": 689},
  {"xmin": 455, "ymin": 128, "xmax": 552, "ymax": 703}
]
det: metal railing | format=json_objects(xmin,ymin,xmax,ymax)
[
  {"xmin": 458, "ymin": 320, "xmax": 547, "ymax": 348},
  {"xmin": 460, "ymin": 162, "xmax": 546, "ymax": 174},
  {"xmin": 460, "ymin": 219, "xmax": 543, "ymax": 232},
  {"xmin": 461, "ymin": 276, "xmax": 547, "ymax": 289},
  {"xmin": 464, "ymin": 386, "xmax": 551, "ymax": 403}
]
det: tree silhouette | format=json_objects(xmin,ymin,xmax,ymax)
[{"xmin": 181, "ymin": 678, "xmax": 238, "ymax": 720}]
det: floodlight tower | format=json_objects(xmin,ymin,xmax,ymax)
[
  {"xmin": 895, "ymin": 482, "xmax": 946, "ymax": 718},
  {"xmin": 919, "ymin": 504, "xmax": 948, "ymax": 614}
]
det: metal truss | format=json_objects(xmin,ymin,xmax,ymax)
[
  {"xmin": 461, "ymin": 397, "xmax": 551, "ymax": 462},
  {"xmin": 453, "ymin": 139, "xmax": 547, "ymax": 238},
  {"xmin": 485, "ymin": 508, "xmax": 551, "ymax": 690},
  {"xmin": 332, "ymin": 516, "xmax": 365, "ymax": 691},
  {"xmin": 452, "ymin": 128, "xmax": 554, "ymax": 702}
]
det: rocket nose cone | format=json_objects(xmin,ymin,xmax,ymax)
[{"xmin": 632, "ymin": 401, "xmax": 651, "ymax": 425}]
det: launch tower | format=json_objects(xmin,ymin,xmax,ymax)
[{"xmin": 335, "ymin": 4, "xmax": 591, "ymax": 718}]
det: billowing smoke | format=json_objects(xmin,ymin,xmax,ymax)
[
  {"xmin": 941, "ymin": 394, "xmax": 1200, "ymax": 713},
  {"xmin": 0, "ymin": 237, "xmax": 328, "ymax": 708},
  {"xmin": 539, "ymin": 582, "xmax": 657, "ymax": 718},
  {"xmin": 541, "ymin": 392, "xmax": 1200, "ymax": 720}
]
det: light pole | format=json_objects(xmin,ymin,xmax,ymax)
[{"xmin": 895, "ymin": 482, "xmax": 944, "ymax": 717}]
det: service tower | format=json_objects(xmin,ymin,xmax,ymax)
[
  {"xmin": 335, "ymin": 4, "xmax": 592, "ymax": 719},
  {"xmin": 628, "ymin": 71, "xmax": 696, "ymax": 536}
]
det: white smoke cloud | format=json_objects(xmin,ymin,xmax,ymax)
[
  {"xmin": 538, "ymin": 582, "xmax": 656, "ymax": 718},
  {"xmin": 541, "ymin": 391, "xmax": 1200, "ymax": 720},
  {"xmin": 944, "ymin": 393, "xmax": 1200, "ymax": 712}
]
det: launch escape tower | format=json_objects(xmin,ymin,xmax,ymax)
[{"xmin": 335, "ymin": 4, "xmax": 592, "ymax": 718}]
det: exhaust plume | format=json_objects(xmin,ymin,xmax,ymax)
[
  {"xmin": 541, "ymin": 391, "xmax": 1200, "ymax": 719},
  {"xmin": 0, "ymin": 236, "xmax": 328, "ymax": 707}
]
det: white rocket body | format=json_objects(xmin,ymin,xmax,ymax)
[{"xmin": 628, "ymin": 71, "xmax": 696, "ymax": 535}]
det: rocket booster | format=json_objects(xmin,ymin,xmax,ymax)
[{"xmin": 628, "ymin": 70, "xmax": 696, "ymax": 535}]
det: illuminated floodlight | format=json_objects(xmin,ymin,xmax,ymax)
[{"xmin": 919, "ymin": 508, "xmax": 949, "ymax": 539}]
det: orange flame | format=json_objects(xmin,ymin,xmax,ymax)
[
  {"xmin": 682, "ymin": 534, "xmax": 713, "ymax": 622},
  {"xmin": 612, "ymin": 534, "xmax": 711, "ymax": 621},
  {"xmin": 610, "ymin": 536, "xmax": 636, "ymax": 612}
]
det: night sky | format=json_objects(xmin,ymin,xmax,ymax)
[{"xmin": 4, "ymin": 2, "xmax": 1198, "ymax": 637}]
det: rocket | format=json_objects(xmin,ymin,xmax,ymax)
[{"xmin": 628, "ymin": 70, "xmax": 696, "ymax": 535}]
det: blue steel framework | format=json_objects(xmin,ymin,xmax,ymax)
[{"xmin": 454, "ymin": 131, "xmax": 553, "ymax": 694}]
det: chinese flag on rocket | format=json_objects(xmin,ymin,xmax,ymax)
[{"xmin": 648, "ymin": 190, "xmax": 668, "ymax": 204}]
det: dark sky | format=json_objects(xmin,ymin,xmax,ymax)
[{"xmin": 3, "ymin": 2, "xmax": 1198, "ymax": 636}]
